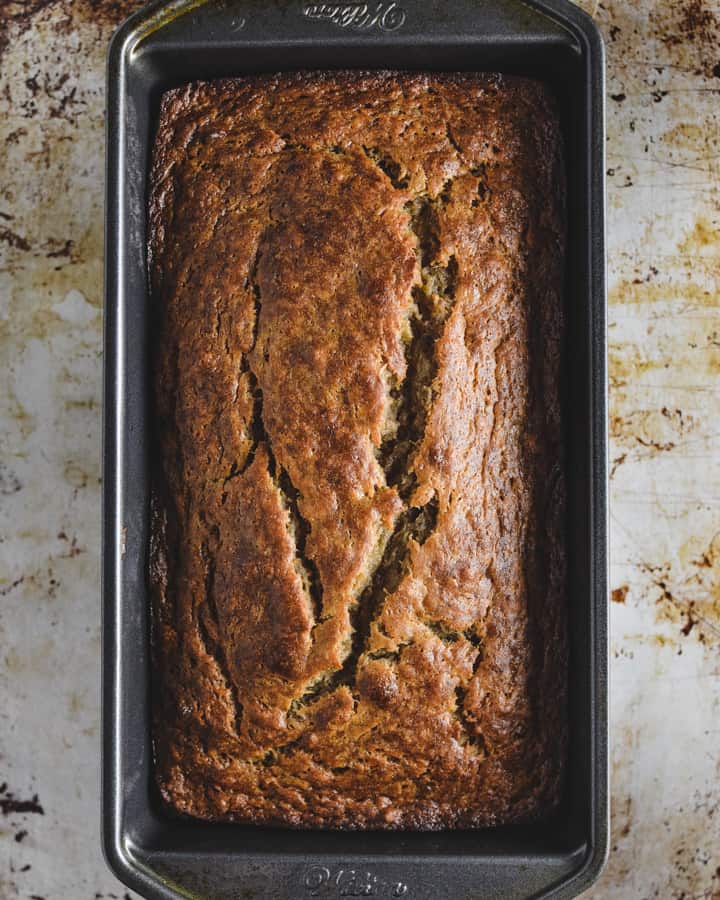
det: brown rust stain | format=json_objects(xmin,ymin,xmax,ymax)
[
  {"xmin": 612, "ymin": 533, "xmax": 720, "ymax": 650},
  {"xmin": 660, "ymin": 0, "xmax": 718, "ymax": 46},
  {"xmin": 2, "ymin": 0, "xmax": 213, "ymax": 63},
  {"xmin": 0, "ymin": 0, "xmax": 178, "ymax": 63},
  {"xmin": 679, "ymin": 218, "xmax": 718, "ymax": 254},
  {"xmin": 661, "ymin": 792, "xmax": 720, "ymax": 898},
  {"xmin": 0, "ymin": 575, "xmax": 24, "ymax": 597},
  {"xmin": 661, "ymin": 122, "xmax": 708, "ymax": 150},
  {"xmin": 610, "ymin": 452, "xmax": 627, "ymax": 479},
  {"xmin": 4, "ymin": 637, "xmax": 58, "ymax": 675},
  {"xmin": 609, "ymin": 348, "xmax": 659, "ymax": 389},
  {"xmin": 609, "ymin": 792, "xmax": 634, "ymax": 857},
  {"xmin": 610, "ymin": 406, "xmax": 696, "ymax": 450},
  {"xmin": 0, "ymin": 225, "xmax": 31, "ymax": 251},
  {"xmin": 0, "ymin": 0, "xmax": 143, "ymax": 38},
  {"xmin": 651, "ymin": 633, "xmax": 679, "ymax": 649},
  {"xmin": 5, "ymin": 393, "xmax": 34, "ymax": 440},
  {"xmin": 655, "ymin": 0, "xmax": 720, "ymax": 78},
  {"xmin": 610, "ymin": 277, "xmax": 717, "ymax": 309},
  {"xmin": 0, "ymin": 1, "xmax": 54, "ymax": 56},
  {"xmin": 606, "ymin": 794, "xmax": 634, "ymax": 881},
  {"xmin": 57, "ymin": 531, "xmax": 84, "ymax": 558},
  {"xmin": 0, "ymin": 1, "xmax": 57, "ymax": 28},
  {"xmin": 642, "ymin": 533, "xmax": 720, "ymax": 646},
  {"xmin": 610, "ymin": 340, "xmax": 720, "ymax": 389},
  {"xmin": 67, "ymin": 691, "xmax": 83, "ymax": 719},
  {"xmin": 618, "ymin": 795, "xmax": 633, "ymax": 838},
  {"xmin": 2, "ymin": 42, "xmax": 107, "ymax": 288},
  {"xmin": 63, "ymin": 461, "xmax": 89, "ymax": 489},
  {"xmin": 71, "ymin": 0, "xmax": 144, "ymax": 21},
  {"xmin": 0, "ymin": 784, "xmax": 44, "ymax": 817}
]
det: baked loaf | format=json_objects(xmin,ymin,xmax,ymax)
[{"xmin": 149, "ymin": 71, "xmax": 566, "ymax": 829}]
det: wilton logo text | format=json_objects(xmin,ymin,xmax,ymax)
[{"xmin": 301, "ymin": 2, "xmax": 407, "ymax": 31}]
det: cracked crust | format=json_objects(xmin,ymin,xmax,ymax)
[{"xmin": 149, "ymin": 71, "xmax": 567, "ymax": 829}]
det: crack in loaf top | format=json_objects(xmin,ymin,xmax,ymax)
[{"xmin": 148, "ymin": 71, "xmax": 567, "ymax": 829}]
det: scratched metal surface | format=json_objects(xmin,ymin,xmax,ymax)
[{"xmin": 0, "ymin": 0, "xmax": 718, "ymax": 898}]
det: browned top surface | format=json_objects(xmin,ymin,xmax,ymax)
[{"xmin": 149, "ymin": 71, "xmax": 566, "ymax": 829}]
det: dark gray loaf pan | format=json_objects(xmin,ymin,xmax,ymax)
[{"xmin": 102, "ymin": 0, "xmax": 608, "ymax": 897}]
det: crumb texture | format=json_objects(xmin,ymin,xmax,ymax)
[{"xmin": 149, "ymin": 70, "xmax": 566, "ymax": 829}]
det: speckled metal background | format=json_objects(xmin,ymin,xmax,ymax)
[{"xmin": 0, "ymin": 0, "xmax": 717, "ymax": 898}]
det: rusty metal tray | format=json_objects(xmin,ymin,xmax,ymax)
[{"xmin": 102, "ymin": 0, "xmax": 608, "ymax": 896}]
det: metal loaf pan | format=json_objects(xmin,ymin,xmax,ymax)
[{"xmin": 103, "ymin": 1, "xmax": 608, "ymax": 897}]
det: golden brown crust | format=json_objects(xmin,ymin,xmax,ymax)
[{"xmin": 149, "ymin": 71, "xmax": 566, "ymax": 829}]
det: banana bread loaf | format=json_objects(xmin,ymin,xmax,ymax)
[{"xmin": 148, "ymin": 71, "xmax": 567, "ymax": 828}]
